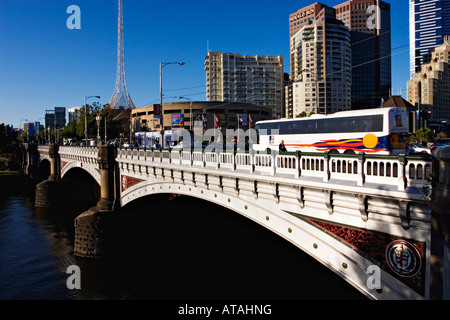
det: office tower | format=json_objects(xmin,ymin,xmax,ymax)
[
  {"xmin": 205, "ymin": 52, "xmax": 284, "ymax": 118},
  {"xmin": 109, "ymin": 0, "xmax": 135, "ymax": 110},
  {"xmin": 334, "ymin": 0, "xmax": 392, "ymax": 109},
  {"xmin": 407, "ymin": 39, "xmax": 450, "ymax": 122},
  {"xmin": 45, "ymin": 107, "xmax": 66, "ymax": 130},
  {"xmin": 288, "ymin": 9, "xmax": 352, "ymax": 117},
  {"xmin": 289, "ymin": 3, "xmax": 333, "ymax": 39},
  {"xmin": 68, "ymin": 107, "xmax": 82, "ymax": 123},
  {"xmin": 410, "ymin": 0, "xmax": 450, "ymax": 76}
]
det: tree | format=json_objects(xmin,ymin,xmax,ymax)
[
  {"xmin": 296, "ymin": 111, "xmax": 307, "ymax": 118},
  {"xmin": 410, "ymin": 127, "xmax": 435, "ymax": 144},
  {"xmin": 61, "ymin": 120, "xmax": 80, "ymax": 140},
  {"xmin": 68, "ymin": 104, "xmax": 124, "ymax": 142}
]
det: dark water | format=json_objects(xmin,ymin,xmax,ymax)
[{"xmin": 0, "ymin": 176, "xmax": 365, "ymax": 301}]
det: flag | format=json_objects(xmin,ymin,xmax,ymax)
[
  {"xmin": 214, "ymin": 114, "xmax": 219, "ymax": 129},
  {"xmin": 203, "ymin": 114, "xmax": 207, "ymax": 130},
  {"xmin": 237, "ymin": 114, "xmax": 247, "ymax": 127}
]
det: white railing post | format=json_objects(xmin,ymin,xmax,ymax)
[
  {"xmin": 357, "ymin": 154, "xmax": 365, "ymax": 187},
  {"xmin": 324, "ymin": 152, "xmax": 330, "ymax": 183}
]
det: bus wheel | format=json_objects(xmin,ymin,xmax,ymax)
[
  {"xmin": 344, "ymin": 150, "xmax": 355, "ymax": 155},
  {"xmin": 329, "ymin": 149, "xmax": 339, "ymax": 155},
  {"xmin": 266, "ymin": 148, "xmax": 272, "ymax": 153}
]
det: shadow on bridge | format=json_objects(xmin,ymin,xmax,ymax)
[{"xmin": 94, "ymin": 193, "xmax": 367, "ymax": 300}]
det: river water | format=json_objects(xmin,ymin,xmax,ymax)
[{"xmin": 0, "ymin": 176, "xmax": 365, "ymax": 301}]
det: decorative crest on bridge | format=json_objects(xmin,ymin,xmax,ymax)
[{"xmin": 109, "ymin": 0, "xmax": 135, "ymax": 110}]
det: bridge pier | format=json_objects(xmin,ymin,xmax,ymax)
[
  {"xmin": 35, "ymin": 143, "xmax": 65, "ymax": 208},
  {"xmin": 22, "ymin": 143, "xmax": 39, "ymax": 179},
  {"xmin": 431, "ymin": 147, "xmax": 450, "ymax": 300},
  {"xmin": 74, "ymin": 144, "xmax": 118, "ymax": 258}
]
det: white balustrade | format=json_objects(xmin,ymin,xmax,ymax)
[{"xmin": 50, "ymin": 146, "xmax": 433, "ymax": 192}]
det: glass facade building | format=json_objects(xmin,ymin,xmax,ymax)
[
  {"xmin": 410, "ymin": 0, "xmax": 450, "ymax": 76},
  {"xmin": 334, "ymin": 0, "xmax": 392, "ymax": 110}
]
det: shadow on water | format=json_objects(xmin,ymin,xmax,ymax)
[{"xmin": 0, "ymin": 175, "xmax": 365, "ymax": 300}]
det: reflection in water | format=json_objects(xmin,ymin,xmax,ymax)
[{"xmin": 0, "ymin": 180, "xmax": 365, "ymax": 300}]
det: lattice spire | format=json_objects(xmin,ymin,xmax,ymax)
[{"xmin": 109, "ymin": 0, "xmax": 135, "ymax": 109}]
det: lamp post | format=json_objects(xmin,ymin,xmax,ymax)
[
  {"xmin": 96, "ymin": 115, "xmax": 102, "ymax": 145},
  {"xmin": 84, "ymin": 96, "xmax": 101, "ymax": 146},
  {"xmin": 160, "ymin": 62, "xmax": 185, "ymax": 134},
  {"xmin": 179, "ymin": 96, "xmax": 192, "ymax": 130}
]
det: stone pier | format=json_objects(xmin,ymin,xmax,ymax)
[
  {"xmin": 430, "ymin": 147, "xmax": 450, "ymax": 300},
  {"xmin": 74, "ymin": 144, "xmax": 117, "ymax": 258},
  {"xmin": 35, "ymin": 143, "xmax": 65, "ymax": 208}
]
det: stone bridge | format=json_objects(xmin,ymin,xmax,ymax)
[{"xmin": 28, "ymin": 143, "xmax": 450, "ymax": 300}]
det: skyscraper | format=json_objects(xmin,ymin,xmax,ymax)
[
  {"xmin": 334, "ymin": 0, "xmax": 392, "ymax": 110},
  {"xmin": 109, "ymin": 0, "xmax": 135, "ymax": 110},
  {"xmin": 288, "ymin": 5, "xmax": 352, "ymax": 117},
  {"xmin": 288, "ymin": 1, "xmax": 391, "ymax": 112},
  {"xmin": 407, "ymin": 39, "xmax": 450, "ymax": 122},
  {"xmin": 409, "ymin": 0, "xmax": 450, "ymax": 76}
]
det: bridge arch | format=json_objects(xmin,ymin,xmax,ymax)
[
  {"xmin": 36, "ymin": 158, "xmax": 51, "ymax": 183},
  {"xmin": 60, "ymin": 167, "xmax": 101, "ymax": 209},
  {"xmin": 114, "ymin": 192, "xmax": 365, "ymax": 299},
  {"xmin": 119, "ymin": 179, "xmax": 420, "ymax": 300},
  {"xmin": 61, "ymin": 161, "xmax": 101, "ymax": 187}
]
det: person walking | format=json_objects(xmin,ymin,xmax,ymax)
[{"xmin": 279, "ymin": 140, "xmax": 287, "ymax": 152}]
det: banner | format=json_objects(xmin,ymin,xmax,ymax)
[
  {"xmin": 28, "ymin": 123, "xmax": 34, "ymax": 136},
  {"xmin": 171, "ymin": 114, "xmax": 184, "ymax": 128},
  {"xmin": 249, "ymin": 115, "xmax": 253, "ymax": 129},
  {"xmin": 154, "ymin": 104, "xmax": 162, "ymax": 116},
  {"xmin": 214, "ymin": 114, "xmax": 219, "ymax": 129},
  {"xmin": 153, "ymin": 118, "xmax": 161, "ymax": 129},
  {"xmin": 35, "ymin": 122, "xmax": 40, "ymax": 134}
]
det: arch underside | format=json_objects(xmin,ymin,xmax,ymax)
[
  {"xmin": 120, "ymin": 176, "xmax": 429, "ymax": 301},
  {"xmin": 60, "ymin": 161, "xmax": 101, "ymax": 187}
]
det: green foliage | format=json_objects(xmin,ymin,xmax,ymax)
[
  {"xmin": 436, "ymin": 132, "xmax": 448, "ymax": 139},
  {"xmin": 409, "ymin": 127, "xmax": 435, "ymax": 143},
  {"xmin": 295, "ymin": 111, "xmax": 316, "ymax": 118},
  {"xmin": 61, "ymin": 104, "xmax": 124, "ymax": 142}
]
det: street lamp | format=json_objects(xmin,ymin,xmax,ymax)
[
  {"xmin": 179, "ymin": 96, "xmax": 192, "ymax": 130},
  {"xmin": 160, "ymin": 62, "xmax": 185, "ymax": 134},
  {"xmin": 84, "ymin": 96, "xmax": 101, "ymax": 145},
  {"xmin": 96, "ymin": 115, "xmax": 102, "ymax": 145}
]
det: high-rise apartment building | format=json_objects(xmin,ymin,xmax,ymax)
[
  {"xmin": 334, "ymin": 0, "xmax": 392, "ymax": 110},
  {"xmin": 410, "ymin": 0, "xmax": 450, "ymax": 76},
  {"xmin": 407, "ymin": 39, "xmax": 450, "ymax": 122},
  {"xmin": 287, "ymin": 6, "xmax": 352, "ymax": 117},
  {"xmin": 288, "ymin": 1, "xmax": 391, "ymax": 113},
  {"xmin": 205, "ymin": 52, "xmax": 284, "ymax": 119}
]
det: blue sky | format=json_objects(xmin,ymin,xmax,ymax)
[{"xmin": 0, "ymin": 0, "xmax": 411, "ymax": 129}]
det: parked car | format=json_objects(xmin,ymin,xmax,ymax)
[
  {"xmin": 407, "ymin": 142, "xmax": 431, "ymax": 155},
  {"xmin": 431, "ymin": 138, "xmax": 450, "ymax": 151}
]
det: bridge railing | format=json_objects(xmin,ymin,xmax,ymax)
[{"xmin": 115, "ymin": 147, "xmax": 432, "ymax": 191}]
